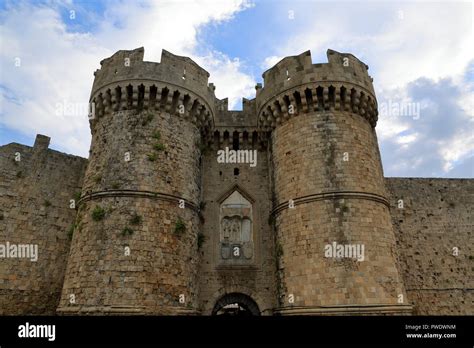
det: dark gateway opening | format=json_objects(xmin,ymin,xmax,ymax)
[{"xmin": 212, "ymin": 293, "xmax": 260, "ymax": 316}]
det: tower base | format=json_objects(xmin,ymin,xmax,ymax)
[
  {"xmin": 57, "ymin": 305, "xmax": 200, "ymax": 316},
  {"xmin": 275, "ymin": 304, "xmax": 413, "ymax": 316}
]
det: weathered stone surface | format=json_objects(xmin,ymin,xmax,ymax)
[
  {"xmin": 0, "ymin": 48, "xmax": 471, "ymax": 316},
  {"xmin": 0, "ymin": 136, "xmax": 87, "ymax": 314},
  {"xmin": 386, "ymin": 178, "xmax": 473, "ymax": 315}
]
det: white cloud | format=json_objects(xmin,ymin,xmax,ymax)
[
  {"xmin": 1, "ymin": 0, "xmax": 472, "ymax": 177},
  {"xmin": 262, "ymin": 2, "xmax": 473, "ymax": 88},
  {"xmin": 196, "ymin": 52, "xmax": 255, "ymax": 109},
  {"xmin": 259, "ymin": 1, "xmax": 474, "ymax": 177},
  {"xmin": 438, "ymin": 127, "xmax": 474, "ymax": 173},
  {"xmin": 94, "ymin": 0, "xmax": 253, "ymax": 60},
  {"xmin": 262, "ymin": 55, "xmax": 282, "ymax": 70},
  {"xmin": 0, "ymin": 0, "xmax": 254, "ymax": 156},
  {"xmin": 0, "ymin": 3, "xmax": 106, "ymax": 156},
  {"xmin": 396, "ymin": 133, "xmax": 418, "ymax": 145}
]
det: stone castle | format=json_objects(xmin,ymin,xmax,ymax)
[{"xmin": 0, "ymin": 48, "xmax": 472, "ymax": 315}]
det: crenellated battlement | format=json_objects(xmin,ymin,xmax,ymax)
[
  {"xmin": 2, "ymin": 46, "xmax": 470, "ymax": 318},
  {"xmin": 90, "ymin": 48, "xmax": 216, "ymax": 133},
  {"xmin": 92, "ymin": 48, "xmax": 214, "ymax": 98},
  {"xmin": 89, "ymin": 48, "xmax": 379, "ymax": 134},
  {"xmin": 258, "ymin": 49, "xmax": 374, "ymax": 100},
  {"xmin": 207, "ymin": 127, "xmax": 269, "ymax": 151},
  {"xmin": 256, "ymin": 49, "xmax": 377, "ymax": 129},
  {"xmin": 257, "ymin": 82, "xmax": 378, "ymax": 130}
]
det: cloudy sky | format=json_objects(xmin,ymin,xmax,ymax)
[{"xmin": 0, "ymin": 0, "xmax": 472, "ymax": 177}]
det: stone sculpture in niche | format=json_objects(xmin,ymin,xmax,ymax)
[{"xmin": 219, "ymin": 190, "xmax": 253, "ymax": 261}]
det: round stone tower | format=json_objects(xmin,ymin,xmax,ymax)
[
  {"xmin": 258, "ymin": 50, "xmax": 411, "ymax": 315},
  {"xmin": 57, "ymin": 48, "xmax": 214, "ymax": 314}
]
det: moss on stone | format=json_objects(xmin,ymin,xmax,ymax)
[
  {"xmin": 121, "ymin": 226, "xmax": 134, "ymax": 236},
  {"xmin": 130, "ymin": 213, "xmax": 142, "ymax": 225},
  {"xmin": 92, "ymin": 205, "xmax": 106, "ymax": 221},
  {"xmin": 174, "ymin": 216, "xmax": 186, "ymax": 235}
]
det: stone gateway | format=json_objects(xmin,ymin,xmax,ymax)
[{"xmin": 0, "ymin": 48, "xmax": 472, "ymax": 316}]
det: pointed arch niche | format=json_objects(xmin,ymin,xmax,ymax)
[{"xmin": 218, "ymin": 186, "xmax": 254, "ymax": 263}]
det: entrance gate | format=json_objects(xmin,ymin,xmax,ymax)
[{"xmin": 212, "ymin": 293, "xmax": 260, "ymax": 316}]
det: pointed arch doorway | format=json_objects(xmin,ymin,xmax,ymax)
[{"xmin": 212, "ymin": 293, "xmax": 261, "ymax": 316}]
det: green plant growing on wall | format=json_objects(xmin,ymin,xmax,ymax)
[
  {"xmin": 152, "ymin": 130, "xmax": 161, "ymax": 140},
  {"xmin": 174, "ymin": 216, "xmax": 186, "ymax": 235},
  {"xmin": 142, "ymin": 112, "xmax": 154, "ymax": 126},
  {"xmin": 148, "ymin": 129, "xmax": 166, "ymax": 154},
  {"xmin": 44, "ymin": 200, "xmax": 52, "ymax": 207},
  {"xmin": 111, "ymin": 182, "xmax": 120, "ymax": 190},
  {"xmin": 197, "ymin": 232, "xmax": 206, "ymax": 250},
  {"xmin": 94, "ymin": 175, "xmax": 102, "ymax": 184},
  {"xmin": 121, "ymin": 226, "xmax": 134, "ymax": 236},
  {"xmin": 73, "ymin": 191, "xmax": 81, "ymax": 202},
  {"xmin": 130, "ymin": 213, "xmax": 142, "ymax": 225},
  {"xmin": 153, "ymin": 143, "xmax": 166, "ymax": 151},
  {"xmin": 147, "ymin": 153, "xmax": 157, "ymax": 162},
  {"xmin": 16, "ymin": 171, "xmax": 22, "ymax": 178},
  {"xmin": 92, "ymin": 205, "xmax": 106, "ymax": 221}
]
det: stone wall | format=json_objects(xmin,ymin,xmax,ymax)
[
  {"xmin": 0, "ymin": 47, "xmax": 472, "ymax": 317},
  {"xmin": 0, "ymin": 135, "xmax": 87, "ymax": 314},
  {"xmin": 197, "ymin": 133, "xmax": 276, "ymax": 315},
  {"xmin": 270, "ymin": 111, "xmax": 410, "ymax": 315},
  {"xmin": 260, "ymin": 48, "xmax": 409, "ymax": 315},
  {"xmin": 57, "ymin": 47, "xmax": 214, "ymax": 315},
  {"xmin": 58, "ymin": 107, "xmax": 203, "ymax": 315},
  {"xmin": 386, "ymin": 178, "xmax": 473, "ymax": 315}
]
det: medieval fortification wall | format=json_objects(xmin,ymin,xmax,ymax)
[{"xmin": 0, "ymin": 48, "xmax": 471, "ymax": 315}]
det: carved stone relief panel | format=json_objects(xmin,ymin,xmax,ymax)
[{"xmin": 219, "ymin": 190, "xmax": 254, "ymax": 263}]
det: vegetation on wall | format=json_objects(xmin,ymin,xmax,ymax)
[
  {"xmin": 174, "ymin": 216, "xmax": 186, "ymax": 235},
  {"xmin": 147, "ymin": 153, "xmax": 157, "ymax": 161},
  {"xmin": 141, "ymin": 112, "xmax": 154, "ymax": 126},
  {"xmin": 130, "ymin": 213, "xmax": 142, "ymax": 225},
  {"xmin": 73, "ymin": 191, "xmax": 82, "ymax": 202},
  {"xmin": 92, "ymin": 205, "xmax": 106, "ymax": 221},
  {"xmin": 121, "ymin": 226, "xmax": 134, "ymax": 236},
  {"xmin": 153, "ymin": 143, "xmax": 166, "ymax": 151}
]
